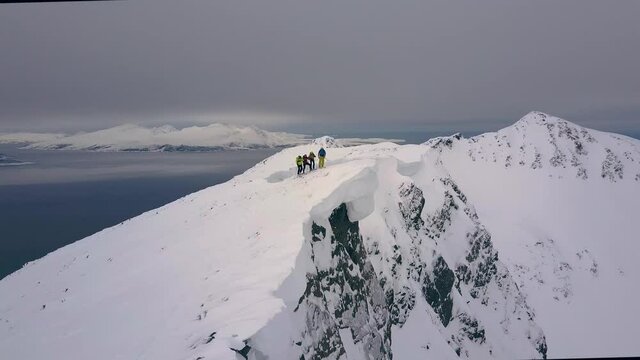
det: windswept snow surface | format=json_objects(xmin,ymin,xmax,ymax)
[{"xmin": 0, "ymin": 112, "xmax": 639, "ymax": 360}]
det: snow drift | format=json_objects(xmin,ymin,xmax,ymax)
[{"xmin": 0, "ymin": 112, "xmax": 638, "ymax": 360}]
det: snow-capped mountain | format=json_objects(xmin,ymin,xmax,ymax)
[
  {"xmin": 0, "ymin": 112, "xmax": 638, "ymax": 359},
  {"xmin": 311, "ymin": 136, "xmax": 405, "ymax": 148},
  {"xmin": 0, "ymin": 124, "xmax": 403, "ymax": 152},
  {"xmin": 312, "ymin": 135, "xmax": 341, "ymax": 148},
  {"xmin": 0, "ymin": 123, "xmax": 309, "ymax": 151}
]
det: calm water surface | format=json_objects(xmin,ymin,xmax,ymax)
[{"xmin": 0, "ymin": 145, "xmax": 278, "ymax": 279}]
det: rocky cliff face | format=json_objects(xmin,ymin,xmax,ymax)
[{"xmin": 248, "ymin": 166, "xmax": 548, "ymax": 359}]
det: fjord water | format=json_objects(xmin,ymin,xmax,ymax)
[{"xmin": 0, "ymin": 145, "xmax": 278, "ymax": 279}]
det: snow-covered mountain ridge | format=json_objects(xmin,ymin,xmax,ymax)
[{"xmin": 0, "ymin": 112, "xmax": 638, "ymax": 360}]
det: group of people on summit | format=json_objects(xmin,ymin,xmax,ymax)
[{"xmin": 296, "ymin": 147, "xmax": 326, "ymax": 175}]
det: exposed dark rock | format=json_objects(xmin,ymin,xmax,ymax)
[
  {"xmin": 311, "ymin": 223, "xmax": 326, "ymax": 242},
  {"xmin": 398, "ymin": 183, "xmax": 426, "ymax": 233},
  {"xmin": 205, "ymin": 332, "xmax": 216, "ymax": 344},
  {"xmin": 457, "ymin": 313, "xmax": 486, "ymax": 344},
  {"xmin": 295, "ymin": 204, "xmax": 391, "ymax": 359},
  {"xmin": 440, "ymin": 178, "xmax": 467, "ymax": 204},
  {"xmin": 602, "ymin": 148, "xmax": 624, "ymax": 181},
  {"xmin": 425, "ymin": 192, "xmax": 458, "ymax": 240},
  {"xmin": 422, "ymin": 256, "xmax": 455, "ymax": 326},
  {"xmin": 230, "ymin": 343, "xmax": 252, "ymax": 359}
]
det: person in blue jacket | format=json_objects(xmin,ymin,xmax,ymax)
[{"xmin": 318, "ymin": 147, "xmax": 326, "ymax": 168}]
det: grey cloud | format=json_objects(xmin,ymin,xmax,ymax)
[{"xmin": 0, "ymin": 0, "xmax": 639, "ymax": 135}]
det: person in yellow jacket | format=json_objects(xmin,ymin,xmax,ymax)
[{"xmin": 296, "ymin": 155, "xmax": 303, "ymax": 175}]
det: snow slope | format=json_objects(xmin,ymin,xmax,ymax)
[{"xmin": 0, "ymin": 112, "xmax": 638, "ymax": 360}]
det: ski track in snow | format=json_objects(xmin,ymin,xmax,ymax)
[{"xmin": 0, "ymin": 112, "xmax": 639, "ymax": 360}]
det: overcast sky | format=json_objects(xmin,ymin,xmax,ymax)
[{"xmin": 1, "ymin": 0, "xmax": 639, "ymax": 136}]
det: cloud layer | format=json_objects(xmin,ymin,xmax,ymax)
[{"xmin": 1, "ymin": 1, "xmax": 639, "ymax": 134}]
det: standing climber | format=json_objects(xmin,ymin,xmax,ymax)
[
  {"xmin": 308, "ymin": 151, "xmax": 316, "ymax": 170},
  {"xmin": 296, "ymin": 155, "xmax": 303, "ymax": 175},
  {"xmin": 303, "ymin": 154, "xmax": 311, "ymax": 173},
  {"xmin": 318, "ymin": 147, "xmax": 326, "ymax": 168}
]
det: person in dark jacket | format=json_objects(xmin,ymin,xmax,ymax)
[
  {"xmin": 308, "ymin": 151, "xmax": 316, "ymax": 170},
  {"xmin": 303, "ymin": 154, "xmax": 310, "ymax": 173}
]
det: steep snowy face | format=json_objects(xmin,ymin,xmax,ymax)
[
  {"xmin": 0, "ymin": 113, "xmax": 638, "ymax": 360},
  {"xmin": 422, "ymin": 111, "xmax": 640, "ymax": 357}
]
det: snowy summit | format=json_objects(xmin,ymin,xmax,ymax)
[
  {"xmin": 312, "ymin": 136, "xmax": 341, "ymax": 148},
  {"xmin": 0, "ymin": 112, "xmax": 639, "ymax": 359}
]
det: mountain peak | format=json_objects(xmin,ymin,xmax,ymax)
[
  {"xmin": 509, "ymin": 111, "xmax": 579, "ymax": 133},
  {"xmin": 517, "ymin": 110, "xmax": 553, "ymax": 124},
  {"xmin": 422, "ymin": 133, "xmax": 463, "ymax": 149},
  {"xmin": 312, "ymin": 136, "xmax": 340, "ymax": 148},
  {"xmin": 441, "ymin": 112, "xmax": 640, "ymax": 182}
]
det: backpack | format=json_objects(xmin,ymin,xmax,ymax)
[{"xmin": 318, "ymin": 148, "xmax": 326, "ymax": 157}]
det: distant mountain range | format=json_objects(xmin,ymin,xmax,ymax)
[{"xmin": 0, "ymin": 124, "xmax": 402, "ymax": 152}]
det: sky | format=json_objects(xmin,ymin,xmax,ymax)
[{"xmin": 1, "ymin": 0, "xmax": 639, "ymax": 137}]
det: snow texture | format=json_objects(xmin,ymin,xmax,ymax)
[{"xmin": 0, "ymin": 112, "xmax": 638, "ymax": 360}]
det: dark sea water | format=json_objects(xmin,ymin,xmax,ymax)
[{"xmin": 0, "ymin": 145, "xmax": 278, "ymax": 279}]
